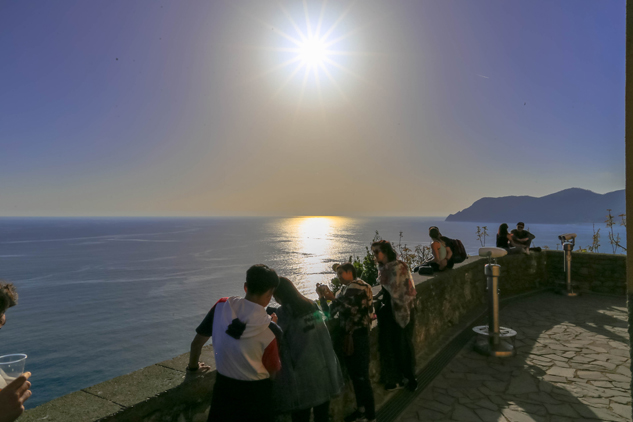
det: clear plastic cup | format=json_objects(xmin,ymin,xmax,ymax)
[{"xmin": 0, "ymin": 354, "xmax": 27, "ymax": 389}]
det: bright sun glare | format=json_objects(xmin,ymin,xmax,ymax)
[
  {"xmin": 273, "ymin": 2, "xmax": 352, "ymax": 83},
  {"xmin": 248, "ymin": 1, "xmax": 366, "ymax": 104},
  {"xmin": 298, "ymin": 38, "xmax": 329, "ymax": 66}
]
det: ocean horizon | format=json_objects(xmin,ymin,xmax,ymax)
[{"xmin": 0, "ymin": 216, "xmax": 626, "ymax": 408}]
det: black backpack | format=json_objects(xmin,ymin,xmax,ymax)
[{"xmin": 441, "ymin": 236, "xmax": 468, "ymax": 264}]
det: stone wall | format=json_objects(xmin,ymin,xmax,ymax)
[
  {"xmin": 409, "ymin": 252, "xmax": 547, "ymax": 364},
  {"xmin": 545, "ymin": 250, "xmax": 627, "ymax": 295},
  {"xmin": 21, "ymin": 251, "xmax": 624, "ymax": 422}
]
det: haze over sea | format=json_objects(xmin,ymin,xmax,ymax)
[{"xmin": 0, "ymin": 217, "xmax": 626, "ymax": 408}]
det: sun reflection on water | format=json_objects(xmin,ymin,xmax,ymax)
[
  {"xmin": 297, "ymin": 216, "xmax": 335, "ymax": 255},
  {"xmin": 285, "ymin": 216, "xmax": 347, "ymax": 297}
]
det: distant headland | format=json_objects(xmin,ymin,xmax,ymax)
[{"xmin": 445, "ymin": 188, "xmax": 625, "ymax": 224}]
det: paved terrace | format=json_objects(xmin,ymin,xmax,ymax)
[{"xmin": 396, "ymin": 292, "xmax": 631, "ymax": 422}]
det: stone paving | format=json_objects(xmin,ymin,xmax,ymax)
[{"xmin": 397, "ymin": 293, "xmax": 631, "ymax": 422}]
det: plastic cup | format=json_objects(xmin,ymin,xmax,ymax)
[{"xmin": 0, "ymin": 354, "xmax": 27, "ymax": 389}]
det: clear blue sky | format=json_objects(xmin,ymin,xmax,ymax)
[{"xmin": 0, "ymin": 0, "xmax": 625, "ymax": 216}]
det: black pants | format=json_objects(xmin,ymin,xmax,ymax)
[
  {"xmin": 344, "ymin": 328, "xmax": 376, "ymax": 420},
  {"xmin": 377, "ymin": 307, "xmax": 416, "ymax": 386},
  {"xmin": 207, "ymin": 372, "xmax": 274, "ymax": 422},
  {"xmin": 428, "ymin": 260, "xmax": 454, "ymax": 272},
  {"xmin": 291, "ymin": 401, "xmax": 330, "ymax": 422}
]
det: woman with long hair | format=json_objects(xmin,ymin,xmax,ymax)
[
  {"xmin": 271, "ymin": 277, "xmax": 343, "ymax": 422},
  {"xmin": 496, "ymin": 223, "xmax": 521, "ymax": 254},
  {"xmin": 372, "ymin": 240, "xmax": 418, "ymax": 392},
  {"xmin": 429, "ymin": 227, "xmax": 453, "ymax": 271}
]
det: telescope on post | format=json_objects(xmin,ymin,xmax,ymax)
[
  {"xmin": 558, "ymin": 233, "xmax": 577, "ymax": 297},
  {"xmin": 473, "ymin": 247, "xmax": 517, "ymax": 357},
  {"xmin": 479, "ymin": 247, "xmax": 507, "ymax": 261},
  {"xmin": 558, "ymin": 233, "xmax": 577, "ymax": 244}
]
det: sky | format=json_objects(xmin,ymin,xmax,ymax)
[{"xmin": 0, "ymin": 0, "xmax": 625, "ymax": 217}]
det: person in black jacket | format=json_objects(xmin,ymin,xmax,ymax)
[{"xmin": 510, "ymin": 222, "xmax": 536, "ymax": 254}]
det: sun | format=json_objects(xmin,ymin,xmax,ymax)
[
  {"xmin": 298, "ymin": 37, "xmax": 329, "ymax": 67},
  {"xmin": 241, "ymin": 2, "xmax": 374, "ymax": 106},
  {"xmin": 241, "ymin": 0, "xmax": 370, "ymax": 104}
]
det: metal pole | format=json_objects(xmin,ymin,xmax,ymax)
[
  {"xmin": 563, "ymin": 242, "xmax": 577, "ymax": 296},
  {"xmin": 485, "ymin": 263, "xmax": 501, "ymax": 348},
  {"xmin": 474, "ymin": 254, "xmax": 515, "ymax": 358}
]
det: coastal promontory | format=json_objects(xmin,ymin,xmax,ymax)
[{"xmin": 445, "ymin": 188, "xmax": 625, "ymax": 224}]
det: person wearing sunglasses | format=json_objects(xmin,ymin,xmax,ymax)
[
  {"xmin": 371, "ymin": 240, "xmax": 418, "ymax": 392},
  {"xmin": 0, "ymin": 281, "xmax": 32, "ymax": 422}
]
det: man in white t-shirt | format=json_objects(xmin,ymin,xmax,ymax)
[{"xmin": 187, "ymin": 265, "xmax": 281, "ymax": 422}]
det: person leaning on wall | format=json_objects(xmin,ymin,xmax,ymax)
[
  {"xmin": 272, "ymin": 276, "xmax": 344, "ymax": 422},
  {"xmin": 0, "ymin": 281, "xmax": 32, "ymax": 422}
]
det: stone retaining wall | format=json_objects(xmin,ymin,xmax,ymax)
[
  {"xmin": 21, "ymin": 251, "xmax": 625, "ymax": 422},
  {"xmin": 545, "ymin": 250, "xmax": 627, "ymax": 295}
]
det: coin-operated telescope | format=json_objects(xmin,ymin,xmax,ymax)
[
  {"xmin": 473, "ymin": 247, "xmax": 516, "ymax": 357},
  {"xmin": 558, "ymin": 233, "xmax": 577, "ymax": 297},
  {"xmin": 558, "ymin": 233, "xmax": 577, "ymax": 244}
]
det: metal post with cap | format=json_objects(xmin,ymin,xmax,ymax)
[
  {"xmin": 473, "ymin": 247, "xmax": 516, "ymax": 357},
  {"xmin": 558, "ymin": 233, "xmax": 578, "ymax": 297}
]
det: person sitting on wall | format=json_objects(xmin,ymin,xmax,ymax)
[
  {"xmin": 510, "ymin": 222, "xmax": 535, "ymax": 254},
  {"xmin": 429, "ymin": 227, "xmax": 453, "ymax": 271},
  {"xmin": 0, "ymin": 281, "xmax": 32, "ymax": 422},
  {"xmin": 496, "ymin": 223, "xmax": 522, "ymax": 255},
  {"xmin": 187, "ymin": 264, "xmax": 282, "ymax": 422},
  {"xmin": 414, "ymin": 227, "xmax": 463, "ymax": 274}
]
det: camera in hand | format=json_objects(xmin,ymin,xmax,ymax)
[{"xmin": 316, "ymin": 283, "xmax": 328, "ymax": 296}]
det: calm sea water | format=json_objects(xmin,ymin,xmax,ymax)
[{"xmin": 0, "ymin": 217, "xmax": 626, "ymax": 408}]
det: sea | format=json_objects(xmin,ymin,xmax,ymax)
[{"xmin": 0, "ymin": 216, "xmax": 626, "ymax": 408}]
